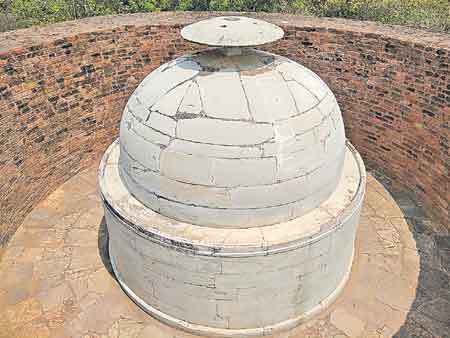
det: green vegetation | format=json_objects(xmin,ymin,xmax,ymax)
[{"xmin": 0, "ymin": 0, "xmax": 449, "ymax": 32}]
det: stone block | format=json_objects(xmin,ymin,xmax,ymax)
[
  {"xmin": 176, "ymin": 118, "xmax": 274, "ymax": 146},
  {"xmin": 147, "ymin": 112, "xmax": 176, "ymax": 137},
  {"xmin": 263, "ymin": 129, "xmax": 316, "ymax": 156},
  {"xmin": 160, "ymin": 150, "xmax": 213, "ymax": 185},
  {"xmin": 275, "ymin": 108, "xmax": 324, "ymax": 138},
  {"xmin": 136, "ymin": 60, "xmax": 201, "ymax": 109},
  {"xmin": 178, "ymin": 80, "xmax": 203, "ymax": 115},
  {"xmin": 277, "ymin": 61, "xmax": 329, "ymax": 100},
  {"xmin": 129, "ymin": 167, "xmax": 233, "ymax": 208},
  {"xmin": 241, "ymin": 70, "xmax": 297, "ymax": 122},
  {"xmin": 317, "ymin": 91, "xmax": 337, "ymax": 116},
  {"xmin": 127, "ymin": 96, "xmax": 149, "ymax": 121},
  {"xmin": 120, "ymin": 134, "xmax": 162, "ymax": 172},
  {"xmin": 168, "ymin": 139, "xmax": 262, "ymax": 158},
  {"xmin": 125, "ymin": 112, "xmax": 171, "ymax": 146},
  {"xmin": 229, "ymin": 175, "xmax": 309, "ymax": 208},
  {"xmin": 286, "ymin": 79, "xmax": 319, "ymax": 114},
  {"xmin": 197, "ymin": 71, "xmax": 251, "ymax": 120},
  {"xmin": 211, "ymin": 157, "xmax": 277, "ymax": 187},
  {"xmin": 152, "ymin": 81, "xmax": 191, "ymax": 116}
]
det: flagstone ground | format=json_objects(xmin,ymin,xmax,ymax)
[{"xmin": 0, "ymin": 165, "xmax": 449, "ymax": 338}]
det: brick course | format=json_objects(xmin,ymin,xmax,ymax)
[{"xmin": 0, "ymin": 12, "xmax": 449, "ymax": 256}]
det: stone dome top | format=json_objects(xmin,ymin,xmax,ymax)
[
  {"xmin": 119, "ymin": 47, "xmax": 346, "ymax": 228},
  {"xmin": 181, "ymin": 16, "xmax": 284, "ymax": 47}
]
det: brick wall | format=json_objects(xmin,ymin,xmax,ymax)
[{"xmin": 0, "ymin": 12, "xmax": 449, "ymax": 255}]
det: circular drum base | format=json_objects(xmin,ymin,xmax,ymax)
[
  {"xmin": 99, "ymin": 140, "xmax": 366, "ymax": 336},
  {"xmin": 110, "ymin": 247, "xmax": 354, "ymax": 337}
]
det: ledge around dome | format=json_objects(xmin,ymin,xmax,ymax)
[{"xmin": 100, "ymin": 139, "xmax": 365, "ymax": 256}]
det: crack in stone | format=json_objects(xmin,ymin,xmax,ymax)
[
  {"xmin": 147, "ymin": 72, "xmax": 199, "ymax": 112},
  {"xmin": 159, "ymin": 56, "xmax": 194, "ymax": 73},
  {"xmin": 174, "ymin": 112, "xmax": 200, "ymax": 120},
  {"xmin": 330, "ymin": 112, "xmax": 339, "ymax": 130},
  {"xmin": 376, "ymin": 297, "xmax": 404, "ymax": 313},
  {"xmin": 175, "ymin": 81, "xmax": 192, "ymax": 115},
  {"xmin": 125, "ymin": 120, "xmax": 275, "ymax": 149},
  {"xmin": 274, "ymin": 92, "xmax": 328, "ymax": 122},
  {"xmin": 127, "ymin": 109, "xmax": 174, "ymax": 139},
  {"xmin": 194, "ymin": 78, "xmax": 206, "ymax": 116},
  {"xmin": 237, "ymin": 65, "xmax": 255, "ymax": 121},
  {"xmin": 151, "ymin": 95, "xmax": 267, "ymax": 124},
  {"xmin": 128, "ymin": 120, "xmax": 169, "ymax": 147},
  {"xmin": 320, "ymin": 131, "xmax": 332, "ymax": 152},
  {"xmin": 278, "ymin": 65, "xmax": 323, "ymax": 101},
  {"xmin": 123, "ymin": 161, "xmax": 337, "ymax": 211},
  {"xmin": 259, "ymin": 228, "xmax": 269, "ymax": 252},
  {"xmin": 276, "ymin": 68, "xmax": 301, "ymax": 115}
]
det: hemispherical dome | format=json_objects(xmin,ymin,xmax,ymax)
[{"xmin": 118, "ymin": 48, "xmax": 346, "ymax": 228}]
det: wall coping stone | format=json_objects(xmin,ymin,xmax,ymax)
[{"xmin": 1, "ymin": 12, "xmax": 450, "ymax": 55}]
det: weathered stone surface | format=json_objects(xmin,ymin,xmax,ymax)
[
  {"xmin": 101, "ymin": 136, "xmax": 365, "ymax": 335},
  {"xmin": 152, "ymin": 81, "xmax": 191, "ymax": 116},
  {"xmin": 176, "ymin": 117, "xmax": 274, "ymax": 145},
  {"xmin": 181, "ymin": 16, "xmax": 284, "ymax": 47},
  {"xmin": 263, "ymin": 129, "xmax": 316, "ymax": 157},
  {"xmin": 122, "ymin": 111, "xmax": 171, "ymax": 146},
  {"xmin": 330, "ymin": 308, "xmax": 366, "ymax": 337},
  {"xmin": 102, "ymin": 140, "xmax": 363, "ymax": 231},
  {"xmin": 168, "ymin": 139, "xmax": 262, "ymax": 158},
  {"xmin": 211, "ymin": 157, "xmax": 277, "ymax": 187},
  {"xmin": 274, "ymin": 108, "xmax": 324, "ymax": 137},
  {"xmin": 160, "ymin": 150, "xmax": 213, "ymax": 185},
  {"xmin": 135, "ymin": 60, "xmax": 201, "ymax": 110},
  {"xmin": 0, "ymin": 11, "xmax": 449, "ymax": 261},
  {"xmin": 1, "ymin": 167, "xmax": 449, "ymax": 337},
  {"xmin": 285, "ymin": 80, "xmax": 319, "ymax": 113},
  {"xmin": 146, "ymin": 112, "xmax": 176, "ymax": 137},
  {"xmin": 120, "ymin": 133, "xmax": 162, "ymax": 172},
  {"xmin": 177, "ymin": 81, "xmax": 203, "ymax": 116},
  {"xmin": 115, "ymin": 44, "xmax": 348, "ymax": 228},
  {"xmin": 197, "ymin": 71, "xmax": 251, "ymax": 120},
  {"xmin": 277, "ymin": 61, "xmax": 329, "ymax": 100},
  {"xmin": 126, "ymin": 165, "xmax": 233, "ymax": 208},
  {"xmin": 240, "ymin": 70, "xmax": 297, "ymax": 122}
]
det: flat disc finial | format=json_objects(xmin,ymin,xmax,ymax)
[{"xmin": 181, "ymin": 16, "xmax": 284, "ymax": 47}]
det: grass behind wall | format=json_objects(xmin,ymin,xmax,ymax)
[{"xmin": 0, "ymin": 0, "xmax": 449, "ymax": 33}]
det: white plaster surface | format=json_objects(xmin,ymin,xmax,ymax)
[
  {"xmin": 99, "ymin": 140, "xmax": 366, "ymax": 336},
  {"xmin": 119, "ymin": 48, "xmax": 347, "ymax": 228},
  {"xmin": 197, "ymin": 72, "xmax": 251, "ymax": 120},
  {"xmin": 101, "ymin": 32, "xmax": 367, "ymax": 335},
  {"xmin": 101, "ymin": 140, "xmax": 364, "ymax": 252}
]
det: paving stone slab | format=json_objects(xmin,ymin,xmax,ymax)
[{"xmin": 0, "ymin": 167, "xmax": 448, "ymax": 338}]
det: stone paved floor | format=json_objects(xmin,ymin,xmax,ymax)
[{"xmin": 0, "ymin": 167, "xmax": 449, "ymax": 338}]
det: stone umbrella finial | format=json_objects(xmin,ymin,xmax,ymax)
[{"xmin": 181, "ymin": 16, "xmax": 284, "ymax": 47}]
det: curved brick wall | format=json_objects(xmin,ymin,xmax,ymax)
[{"xmin": 0, "ymin": 12, "xmax": 449, "ymax": 256}]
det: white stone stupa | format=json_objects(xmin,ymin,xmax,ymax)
[{"xmin": 99, "ymin": 16, "xmax": 366, "ymax": 337}]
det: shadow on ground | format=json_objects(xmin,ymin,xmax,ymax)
[
  {"xmin": 98, "ymin": 216, "xmax": 115, "ymax": 278},
  {"xmin": 369, "ymin": 170, "xmax": 450, "ymax": 338}
]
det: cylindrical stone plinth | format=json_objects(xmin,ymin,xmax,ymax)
[{"xmin": 99, "ymin": 140, "xmax": 366, "ymax": 337}]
